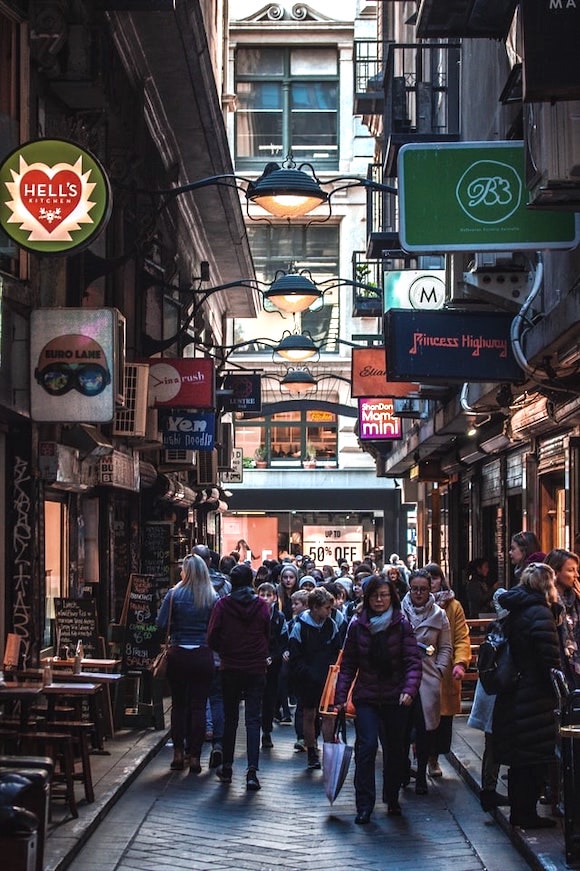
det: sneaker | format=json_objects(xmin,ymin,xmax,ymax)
[
  {"xmin": 208, "ymin": 746, "xmax": 223, "ymax": 769},
  {"xmin": 246, "ymin": 767, "xmax": 261, "ymax": 791},
  {"xmin": 261, "ymin": 733, "xmax": 273, "ymax": 749},
  {"xmin": 280, "ymin": 715, "xmax": 292, "ymax": 725},
  {"xmin": 294, "ymin": 739, "xmax": 306, "ymax": 752},
  {"xmin": 428, "ymin": 757, "xmax": 442, "ymax": 778},
  {"xmin": 216, "ymin": 765, "xmax": 232, "ymax": 784},
  {"xmin": 307, "ymin": 749, "xmax": 321, "ymax": 770}
]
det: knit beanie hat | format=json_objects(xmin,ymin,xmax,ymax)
[
  {"xmin": 230, "ymin": 563, "xmax": 254, "ymax": 588},
  {"xmin": 280, "ymin": 563, "xmax": 299, "ymax": 580},
  {"xmin": 299, "ymin": 575, "xmax": 315, "ymax": 589}
]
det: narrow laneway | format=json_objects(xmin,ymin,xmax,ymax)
[{"xmin": 68, "ymin": 719, "xmax": 529, "ymax": 871}]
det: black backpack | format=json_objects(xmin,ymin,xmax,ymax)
[{"xmin": 477, "ymin": 616, "xmax": 519, "ymax": 695}]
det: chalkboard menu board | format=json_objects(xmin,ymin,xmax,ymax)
[
  {"xmin": 141, "ymin": 522, "xmax": 172, "ymax": 600},
  {"xmin": 120, "ymin": 573, "xmax": 163, "ymax": 672},
  {"xmin": 54, "ymin": 598, "xmax": 99, "ymax": 659}
]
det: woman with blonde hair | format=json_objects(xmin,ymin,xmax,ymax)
[
  {"xmin": 157, "ymin": 554, "xmax": 218, "ymax": 772},
  {"xmin": 492, "ymin": 562, "xmax": 561, "ymax": 828}
]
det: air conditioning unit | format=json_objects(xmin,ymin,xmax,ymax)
[
  {"xmin": 461, "ymin": 253, "xmax": 530, "ymax": 311},
  {"xmin": 510, "ymin": 396, "xmax": 554, "ymax": 439},
  {"xmin": 161, "ymin": 449, "xmax": 196, "ymax": 467},
  {"xmin": 196, "ymin": 450, "xmax": 218, "ymax": 486},
  {"xmin": 113, "ymin": 363, "xmax": 149, "ymax": 437},
  {"xmin": 526, "ymin": 101, "xmax": 580, "ymax": 209}
]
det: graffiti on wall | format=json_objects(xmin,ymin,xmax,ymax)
[{"xmin": 12, "ymin": 455, "xmax": 34, "ymax": 663}]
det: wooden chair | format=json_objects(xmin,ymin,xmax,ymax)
[{"xmin": 19, "ymin": 732, "xmax": 78, "ymax": 819}]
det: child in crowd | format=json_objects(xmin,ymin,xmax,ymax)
[
  {"xmin": 289, "ymin": 587, "xmax": 342, "ymax": 769},
  {"xmin": 287, "ymin": 589, "xmax": 309, "ymax": 750},
  {"xmin": 258, "ymin": 582, "xmax": 288, "ymax": 749}
]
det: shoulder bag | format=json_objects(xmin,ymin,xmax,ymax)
[{"xmin": 150, "ymin": 591, "xmax": 173, "ymax": 680}]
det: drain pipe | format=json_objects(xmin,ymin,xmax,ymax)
[{"xmin": 510, "ymin": 253, "xmax": 544, "ymax": 377}]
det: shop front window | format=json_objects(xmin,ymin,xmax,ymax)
[
  {"xmin": 44, "ymin": 498, "xmax": 70, "ymax": 649},
  {"xmin": 235, "ymin": 409, "xmax": 337, "ymax": 466}
]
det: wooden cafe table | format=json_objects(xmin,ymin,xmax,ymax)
[
  {"xmin": 50, "ymin": 671, "xmax": 122, "ymax": 739},
  {"xmin": 42, "ymin": 657, "xmax": 122, "ymax": 673},
  {"xmin": 41, "ymin": 681, "xmax": 107, "ymax": 752},
  {"xmin": 0, "ymin": 681, "xmax": 44, "ymax": 728}
]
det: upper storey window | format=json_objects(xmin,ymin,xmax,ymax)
[{"xmin": 235, "ymin": 47, "xmax": 339, "ymax": 171}]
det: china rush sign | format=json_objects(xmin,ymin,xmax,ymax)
[
  {"xmin": 384, "ymin": 310, "xmax": 523, "ymax": 383},
  {"xmin": 398, "ymin": 142, "xmax": 579, "ymax": 251}
]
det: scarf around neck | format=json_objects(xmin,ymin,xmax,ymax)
[
  {"xmin": 402, "ymin": 592, "xmax": 436, "ymax": 630},
  {"xmin": 367, "ymin": 607, "xmax": 393, "ymax": 634}
]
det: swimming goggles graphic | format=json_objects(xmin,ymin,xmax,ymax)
[{"xmin": 35, "ymin": 362, "xmax": 111, "ymax": 396}]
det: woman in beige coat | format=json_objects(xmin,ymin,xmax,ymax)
[
  {"xmin": 401, "ymin": 569, "xmax": 452, "ymax": 794},
  {"xmin": 425, "ymin": 563, "xmax": 471, "ymax": 778}
]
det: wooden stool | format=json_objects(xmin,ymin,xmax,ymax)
[
  {"xmin": 0, "ymin": 727, "xmax": 19, "ymax": 754},
  {"xmin": 46, "ymin": 721, "xmax": 95, "ymax": 803},
  {"xmin": 20, "ymin": 732, "xmax": 78, "ymax": 819}
]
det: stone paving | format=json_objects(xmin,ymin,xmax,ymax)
[{"xmin": 67, "ymin": 717, "xmax": 529, "ymax": 871}]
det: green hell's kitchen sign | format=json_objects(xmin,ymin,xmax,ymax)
[
  {"xmin": 0, "ymin": 138, "xmax": 112, "ymax": 255},
  {"xmin": 398, "ymin": 142, "xmax": 579, "ymax": 252}
]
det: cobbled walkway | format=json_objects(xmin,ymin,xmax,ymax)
[{"xmin": 69, "ymin": 716, "xmax": 529, "ymax": 871}]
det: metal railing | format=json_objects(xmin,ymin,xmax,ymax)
[{"xmin": 384, "ymin": 41, "xmax": 461, "ymax": 137}]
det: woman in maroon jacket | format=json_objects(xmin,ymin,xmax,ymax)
[{"xmin": 334, "ymin": 574, "xmax": 422, "ymax": 824}]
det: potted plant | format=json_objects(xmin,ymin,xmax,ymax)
[
  {"xmin": 254, "ymin": 445, "xmax": 268, "ymax": 468},
  {"xmin": 303, "ymin": 443, "xmax": 317, "ymax": 469}
]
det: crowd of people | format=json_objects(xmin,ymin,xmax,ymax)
[{"xmin": 155, "ymin": 535, "xmax": 580, "ymax": 828}]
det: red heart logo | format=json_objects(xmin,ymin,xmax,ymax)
[{"xmin": 19, "ymin": 169, "xmax": 82, "ymax": 233}]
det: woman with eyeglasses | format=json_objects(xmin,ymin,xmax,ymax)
[
  {"xmin": 400, "ymin": 569, "xmax": 453, "ymax": 795},
  {"xmin": 333, "ymin": 574, "xmax": 422, "ymax": 824},
  {"xmin": 492, "ymin": 562, "xmax": 561, "ymax": 828}
]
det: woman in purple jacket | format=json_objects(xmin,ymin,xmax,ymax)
[{"xmin": 334, "ymin": 574, "xmax": 422, "ymax": 824}]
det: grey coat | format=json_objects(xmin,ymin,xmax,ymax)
[{"xmin": 401, "ymin": 593, "xmax": 452, "ymax": 730}]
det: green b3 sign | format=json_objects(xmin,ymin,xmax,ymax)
[
  {"xmin": 398, "ymin": 142, "xmax": 578, "ymax": 252},
  {"xmin": 0, "ymin": 138, "xmax": 112, "ymax": 255}
]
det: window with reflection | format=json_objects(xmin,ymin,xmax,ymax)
[
  {"xmin": 235, "ymin": 409, "xmax": 337, "ymax": 466},
  {"xmin": 233, "ymin": 223, "xmax": 340, "ymax": 353},
  {"xmin": 235, "ymin": 46, "xmax": 338, "ymax": 170}
]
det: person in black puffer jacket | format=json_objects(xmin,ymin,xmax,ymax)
[{"xmin": 492, "ymin": 562, "xmax": 561, "ymax": 829}]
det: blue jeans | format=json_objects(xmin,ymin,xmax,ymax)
[
  {"xmin": 354, "ymin": 702, "xmax": 410, "ymax": 812},
  {"xmin": 220, "ymin": 670, "xmax": 266, "ymax": 771}
]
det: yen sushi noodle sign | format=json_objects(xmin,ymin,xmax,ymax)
[
  {"xmin": 398, "ymin": 142, "xmax": 579, "ymax": 252},
  {"xmin": 0, "ymin": 138, "xmax": 112, "ymax": 254},
  {"xmin": 303, "ymin": 525, "xmax": 363, "ymax": 568}
]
